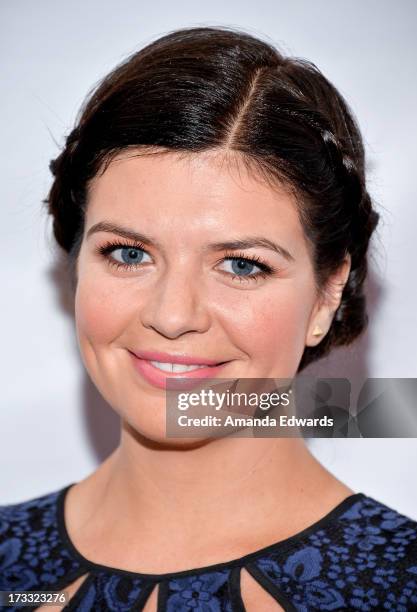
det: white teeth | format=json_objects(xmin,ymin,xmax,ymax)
[{"xmin": 149, "ymin": 361, "xmax": 208, "ymax": 373}]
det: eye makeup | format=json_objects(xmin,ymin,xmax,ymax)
[{"xmin": 94, "ymin": 239, "xmax": 280, "ymax": 283}]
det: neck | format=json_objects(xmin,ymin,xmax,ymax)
[{"xmin": 76, "ymin": 423, "xmax": 343, "ymax": 550}]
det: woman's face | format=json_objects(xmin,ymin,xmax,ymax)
[{"xmin": 74, "ymin": 149, "xmax": 327, "ymax": 443}]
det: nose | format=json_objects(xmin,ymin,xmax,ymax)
[{"xmin": 140, "ymin": 264, "xmax": 211, "ymax": 339}]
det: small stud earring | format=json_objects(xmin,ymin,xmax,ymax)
[{"xmin": 312, "ymin": 325, "xmax": 324, "ymax": 337}]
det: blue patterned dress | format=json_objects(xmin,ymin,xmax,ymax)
[{"xmin": 1, "ymin": 483, "xmax": 416, "ymax": 611}]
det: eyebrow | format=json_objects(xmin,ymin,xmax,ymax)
[{"xmin": 86, "ymin": 221, "xmax": 295, "ymax": 262}]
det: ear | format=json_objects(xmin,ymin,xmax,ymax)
[{"xmin": 305, "ymin": 254, "xmax": 351, "ymax": 347}]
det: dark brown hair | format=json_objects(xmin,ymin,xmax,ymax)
[{"xmin": 44, "ymin": 26, "xmax": 380, "ymax": 372}]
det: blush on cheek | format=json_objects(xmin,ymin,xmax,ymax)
[
  {"xmin": 262, "ymin": 307, "xmax": 298, "ymax": 352},
  {"xmin": 246, "ymin": 294, "xmax": 311, "ymax": 376},
  {"xmin": 74, "ymin": 279, "xmax": 126, "ymax": 346}
]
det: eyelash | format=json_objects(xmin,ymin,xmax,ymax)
[
  {"xmin": 221, "ymin": 250, "xmax": 277, "ymax": 282},
  {"xmin": 95, "ymin": 239, "xmax": 278, "ymax": 283}
]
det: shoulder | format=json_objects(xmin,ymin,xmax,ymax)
[
  {"xmin": 327, "ymin": 493, "xmax": 417, "ymax": 606},
  {"xmin": 0, "ymin": 485, "xmax": 83, "ymax": 591},
  {"xmin": 0, "ymin": 486, "xmax": 62, "ymax": 554},
  {"xmin": 338, "ymin": 492, "xmax": 417, "ymax": 557},
  {"xmin": 248, "ymin": 493, "xmax": 417, "ymax": 610}
]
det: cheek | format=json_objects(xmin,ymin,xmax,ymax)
[
  {"xmin": 221, "ymin": 283, "xmax": 315, "ymax": 366},
  {"xmin": 73, "ymin": 275, "xmax": 142, "ymax": 410},
  {"xmin": 247, "ymin": 300, "xmax": 301, "ymax": 354},
  {"xmin": 74, "ymin": 275, "xmax": 131, "ymax": 346}
]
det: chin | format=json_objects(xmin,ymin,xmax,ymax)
[{"xmin": 122, "ymin": 415, "xmax": 220, "ymax": 449}]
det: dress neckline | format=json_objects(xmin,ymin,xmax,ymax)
[{"xmin": 56, "ymin": 482, "xmax": 365, "ymax": 582}]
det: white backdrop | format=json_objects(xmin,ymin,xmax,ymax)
[{"xmin": 1, "ymin": 0, "xmax": 416, "ymax": 519}]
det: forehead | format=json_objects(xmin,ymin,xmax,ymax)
[{"xmin": 86, "ymin": 148, "xmax": 306, "ymax": 252}]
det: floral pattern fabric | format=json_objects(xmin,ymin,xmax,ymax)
[{"xmin": 1, "ymin": 485, "xmax": 417, "ymax": 611}]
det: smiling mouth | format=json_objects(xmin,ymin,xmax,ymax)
[
  {"xmin": 146, "ymin": 361, "xmax": 226, "ymax": 373},
  {"xmin": 129, "ymin": 349, "xmax": 229, "ymax": 367},
  {"xmin": 127, "ymin": 350, "xmax": 232, "ymax": 390}
]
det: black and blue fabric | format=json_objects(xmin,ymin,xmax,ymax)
[{"xmin": 1, "ymin": 483, "xmax": 417, "ymax": 611}]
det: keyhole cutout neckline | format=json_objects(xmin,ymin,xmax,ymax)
[{"xmin": 57, "ymin": 482, "xmax": 365, "ymax": 582}]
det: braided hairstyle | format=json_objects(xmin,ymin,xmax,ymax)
[{"xmin": 44, "ymin": 26, "xmax": 380, "ymax": 373}]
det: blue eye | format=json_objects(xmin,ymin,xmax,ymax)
[
  {"xmin": 113, "ymin": 247, "xmax": 148, "ymax": 265},
  {"xmin": 96, "ymin": 240, "xmax": 276, "ymax": 282},
  {"xmin": 219, "ymin": 252, "xmax": 274, "ymax": 282},
  {"xmin": 223, "ymin": 258, "xmax": 258, "ymax": 276},
  {"xmin": 96, "ymin": 241, "xmax": 152, "ymax": 270}
]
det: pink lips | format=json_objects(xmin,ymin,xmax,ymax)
[
  {"xmin": 131, "ymin": 349, "xmax": 222, "ymax": 366},
  {"xmin": 128, "ymin": 350, "xmax": 229, "ymax": 390}
]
